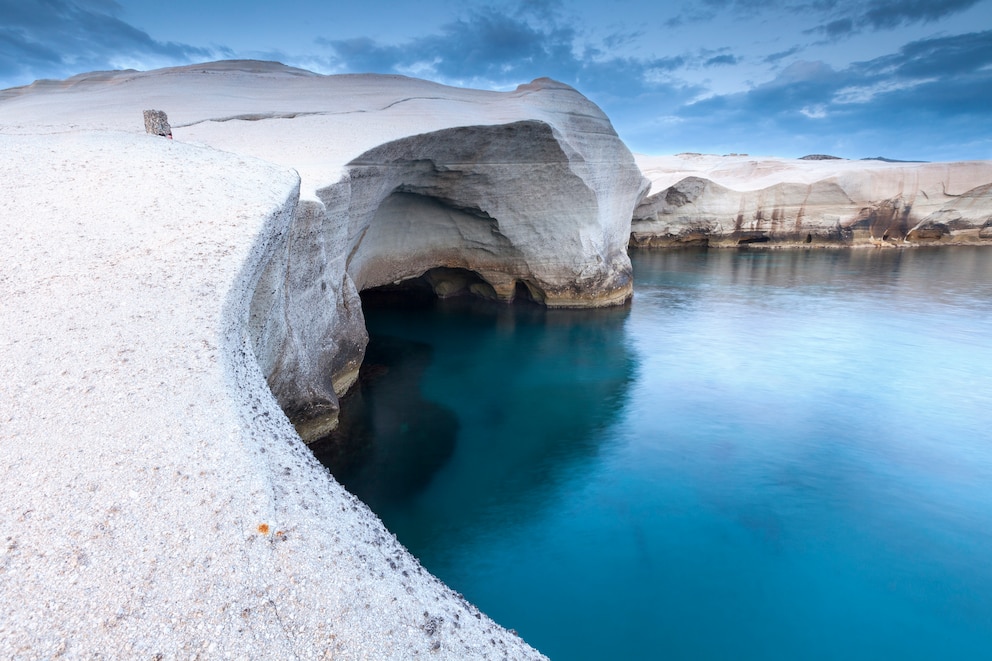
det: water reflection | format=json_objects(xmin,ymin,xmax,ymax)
[
  {"xmin": 312, "ymin": 248, "xmax": 992, "ymax": 660},
  {"xmin": 313, "ymin": 294, "xmax": 636, "ymax": 554},
  {"xmin": 631, "ymin": 246, "xmax": 992, "ymax": 310},
  {"xmin": 309, "ymin": 335, "xmax": 459, "ymax": 510}
]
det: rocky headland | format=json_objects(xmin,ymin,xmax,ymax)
[
  {"xmin": 0, "ymin": 60, "xmax": 648, "ymax": 659},
  {"xmin": 633, "ymin": 153, "xmax": 992, "ymax": 248},
  {"xmin": 1, "ymin": 60, "xmax": 647, "ymax": 439},
  {"xmin": 2, "ymin": 59, "xmax": 991, "ymax": 659}
]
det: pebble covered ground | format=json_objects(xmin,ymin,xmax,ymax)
[{"xmin": 0, "ymin": 130, "xmax": 545, "ymax": 659}]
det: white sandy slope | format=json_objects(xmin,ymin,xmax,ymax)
[{"xmin": 0, "ymin": 67, "xmax": 555, "ymax": 657}]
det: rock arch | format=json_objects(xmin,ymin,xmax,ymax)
[
  {"xmin": 344, "ymin": 120, "xmax": 617, "ymax": 304},
  {"xmin": 253, "ymin": 119, "xmax": 648, "ymax": 441}
]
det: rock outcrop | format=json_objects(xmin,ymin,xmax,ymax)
[
  {"xmin": 2, "ymin": 60, "xmax": 646, "ymax": 437},
  {"xmin": 345, "ymin": 119, "xmax": 638, "ymax": 307},
  {"xmin": 632, "ymin": 153, "xmax": 992, "ymax": 248},
  {"xmin": 0, "ymin": 61, "xmax": 648, "ymax": 658},
  {"xmin": 142, "ymin": 109, "xmax": 172, "ymax": 137}
]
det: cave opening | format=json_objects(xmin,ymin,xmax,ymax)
[
  {"xmin": 359, "ymin": 267, "xmax": 498, "ymax": 308},
  {"xmin": 311, "ymin": 261, "xmax": 553, "ymax": 503},
  {"xmin": 358, "ymin": 266, "xmax": 546, "ymax": 309},
  {"xmin": 513, "ymin": 279, "xmax": 541, "ymax": 304}
]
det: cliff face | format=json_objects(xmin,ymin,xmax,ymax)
[
  {"xmin": 0, "ymin": 61, "xmax": 651, "ymax": 658},
  {"xmin": 1, "ymin": 61, "xmax": 647, "ymax": 437},
  {"xmin": 344, "ymin": 119, "xmax": 639, "ymax": 308},
  {"xmin": 632, "ymin": 154, "xmax": 992, "ymax": 248}
]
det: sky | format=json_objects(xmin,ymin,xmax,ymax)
[{"xmin": 2, "ymin": 0, "xmax": 991, "ymax": 161}]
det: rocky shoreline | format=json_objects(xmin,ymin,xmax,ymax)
[
  {"xmin": 0, "ymin": 61, "xmax": 649, "ymax": 659},
  {"xmin": 631, "ymin": 153, "xmax": 992, "ymax": 249},
  {"xmin": 1, "ymin": 61, "xmax": 990, "ymax": 659}
]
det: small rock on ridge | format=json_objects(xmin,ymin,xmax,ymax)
[{"xmin": 142, "ymin": 109, "xmax": 172, "ymax": 138}]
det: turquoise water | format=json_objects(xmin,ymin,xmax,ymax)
[{"xmin": 311, "ymin": 248, "xmax": 992, "ymax": 660}]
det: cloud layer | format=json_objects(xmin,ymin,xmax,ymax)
[
  {"xmin": 0, "ymin": 0, "xmax": 213, "ymax": 83},
  {"xmin": 308, "ymin": 0, "xmax": 992, "ymax": 158},
  {"xmin": 666, "ymin": 0, "xmax": 983, "ymax": 34},
  {"xmin": 670, "ymin": 29, "xmax": 992, "ymax": 159},
  {"xmin": 1, "ymin": 0, "xmax": 990, "ymax": 160}
]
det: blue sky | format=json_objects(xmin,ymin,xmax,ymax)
[{"xmin": 2, "ymin": 0, "xmax": 991, "ymax": 161}]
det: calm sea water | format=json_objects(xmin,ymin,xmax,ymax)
[{"xmin": 311, "ymin": 248, "xmax": 992, "ymax": 660}]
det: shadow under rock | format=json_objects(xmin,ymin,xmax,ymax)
[
  {"xmin": 309, "ymin": 333, "xmax": 459, "ymax": 512},
  {"xmin": 312, "ymin": 289, "xmax": 637, "ymax": 555}
]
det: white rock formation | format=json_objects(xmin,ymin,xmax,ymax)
[
  {"xmin": 633, "ymin": 153, "xmax": 992, "ymax": 247},
  {"xmin": 1, "ymin": 59, "xmax": 647, "ymax": 437},
  {"xmin": 0, "ymin": 61, "xmax": 648, "ymax": 658}
]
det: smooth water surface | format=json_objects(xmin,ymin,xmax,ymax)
[{"xmin": 312, "ymin": 248, "xmax": 992, "ymax": 660}]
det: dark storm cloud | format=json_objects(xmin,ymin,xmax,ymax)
[
  {"xmin": 316, "ymin": 36, "xmax": 404, "ymax": 73},
  {"xmin": 864, "ymin": 28, "xmax": 992, "ymax": 79},
  {"xmin": 316, "ymin": 1, "xmax": 709, "ymax": 148},
  {"xmin": 419, "ymin": 9, "xmax": 577, "ymax": 80},
  {"xmin": 686, "ymin": 29, "xmax": 992, "ymax": 119},
  {"xmin": 0, "ymin": 28, "xmax": 62, "ymax": 75},
  {"xmin": 316, "ymin": 0, "xmax": 990, "ymax": 160},
  {"xmin": 0, "ymin": 0, "xmax": 211, "ymax": 86},
  {"xmin": 818, "ymin": 17, "xmax": 856, "ymax": 37}
]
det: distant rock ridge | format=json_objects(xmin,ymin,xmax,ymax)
[
  {"xmin": 861, "ymin": 156, "xmax": 929, "ymax": 163},
  {"xmin": 632, "ymin": 153, "xmax": 992, "ymax": 248}
]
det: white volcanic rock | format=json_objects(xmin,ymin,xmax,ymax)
[
  {"xmin": 0, "ymin": 59, "xmax": 649, "ymax": 658},
  {"xmin": 632, "ymin": 153, "xmax": 992, "ymax": 247},
  {"xmin": 1, "ymin": 60, "xmax": 647, "ymax": 437},
  {"xmin": 0, "ymin": 129, "xmax": 541, "ymax": 661}
]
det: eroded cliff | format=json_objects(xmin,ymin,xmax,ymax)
[
  {"xmin": 633, "ymin": 153, "xmax": 992, "ymax": 248},
  {"xmin": 0, "ymin": 61, "xmax": 649, "ymax": 658}
]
